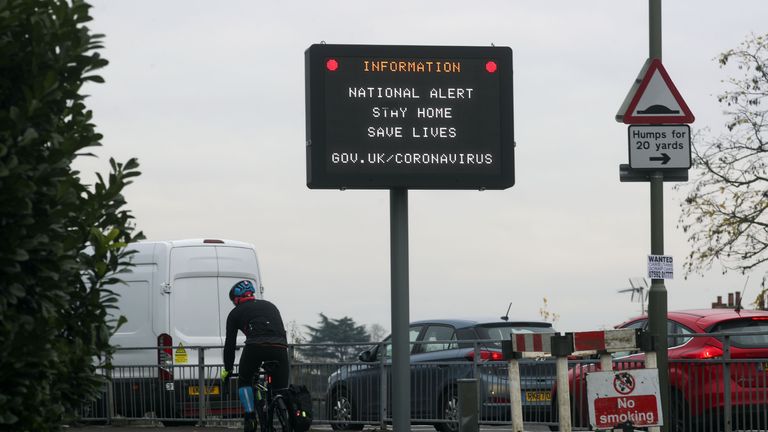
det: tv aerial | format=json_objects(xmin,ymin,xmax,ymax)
[
  {"xmin": 618, "ymin": 277, "xmax": 649, "ymax": 315},
  {"xmin": 500, "ymin": 302, "xmax": 512, "ymax": 321}
]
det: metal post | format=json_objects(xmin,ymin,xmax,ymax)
[
  {"xmin": 723, "ymin": 336, "xmax": 732, "ymax": 432},
  {"xmin": 507, "ymin": 357, "xmax": 524, "ymax": 432},
  {"xmin": 379, "ymin": 341, "xmax": 388, "ymax": 430},
  {"xmin": 472, "ymin": 341, "xmax": 479, "ymax": 381},
  {"xmin": 106, "ymin": 356, "xmax": 114, "ymax": 424},
  {"xmin": 649, "ymin": 0, "xmax": 662, "ymax": 59},
  {"xmin": 390, "ymin": 187, "xmax": 410, "ymax": 431},
  {"xmin": 198, "ymin": 348, "xmax": 206, "ymax": 426},
  {"xmin": 472, "ymin": 341, "xmax": 480, "ymax": 415},
  {"xmin": 648, "ymin": 175, "xmax": 670, "ymax": 432},
  {"xmin": 645, "ymin": 351, "xmax": 661, "ymax": 432},
  {"xmin": 457, "ymin": 378, "xmax": 479, "ymax": 432},
  {"xmin": 647, "ymin": 2, "xmax": 670, "ymax": 427}
]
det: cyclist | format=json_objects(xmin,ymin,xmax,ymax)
[{"xmin": 221, "ymin": 280, "xmax": 289, "ymax": 432}]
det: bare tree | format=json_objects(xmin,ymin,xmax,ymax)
[
  {"xmin": 539, "ymin": 297, "xmax": 560, "ymax": 323},
  {"xmin": 367, "ymin": 323, "xmax": 388, "ymax": 342},
  {"xmin": 286, "ymin": 320, "xmax": 306, "ymax": 344},
  {"xmin": 678, "ymin": 33, "xmax": 768, "ymax": 308}
]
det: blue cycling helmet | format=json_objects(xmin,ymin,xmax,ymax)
[{"xmin": 230, "ymin": 280, "xmax": 256, "ymax": 305}]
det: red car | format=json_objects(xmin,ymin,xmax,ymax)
[{"xmin": 559, "ymin": 308, "xmax": 768, "ymax": 432}]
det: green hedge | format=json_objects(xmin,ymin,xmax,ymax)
[{"xmin": 0, "ymin": 1, "xmax": 143, "ymax": 430}]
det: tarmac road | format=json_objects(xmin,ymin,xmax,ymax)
[{"xmin": 66, "ymin": 424, "xmax": 554, "ymax": 432}]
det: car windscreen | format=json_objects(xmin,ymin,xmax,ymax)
[
  {"xmin": 710, "ymin": 319, "xmax": 768, "ymax": 348},
  {"xmin": 474, "ymin": 323, "xmax": 554, "ymax": 347}
]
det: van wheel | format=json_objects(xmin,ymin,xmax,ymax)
[{"xmin": 329, "ymin": 387, "xmax": 363, "ymax": 431}]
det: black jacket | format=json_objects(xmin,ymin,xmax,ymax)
[{"xmin": 224, "ymin": 299, "xmax": 287, "ymax": 371}]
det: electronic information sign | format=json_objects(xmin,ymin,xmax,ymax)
[{"xmin": 305, "ymin": 44, "xmax": 514, "ymax": 189}]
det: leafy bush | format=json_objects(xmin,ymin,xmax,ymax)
[{"xmin": 0, "ymin": 1, "xmax": 142, "ymax": 430}]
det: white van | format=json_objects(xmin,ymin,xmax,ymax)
[{"xmin": 106, "ymin": 238, "xmax": 263, "ymax": 419}]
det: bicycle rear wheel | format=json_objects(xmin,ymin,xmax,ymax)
[{"xmin": 270, "ymin": 396, "xmax": 292, "ymax": 432}]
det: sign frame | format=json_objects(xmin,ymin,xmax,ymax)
[
  {"xmin": 305, "ymin": 44, "xmax": 515, "ymax": 190},
  {"xmin": 616, "ymin": 58, "xmax": 694, "ymax": 125},
  {"xmin": 628, "ymin": 125, "xmax": 691, "ymax": 169},
  {"xmin": 587, "ymin": 369, "xmax": 663, "ymax": 429}
]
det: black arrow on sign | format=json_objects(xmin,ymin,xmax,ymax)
[{"xmin": 649, "ymin": 153, "xmax": 671, "ymax": 165}]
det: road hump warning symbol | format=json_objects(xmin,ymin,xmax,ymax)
[{"xmin": 617, "ymin": 58, "xmax": 694, "ymax": 124}]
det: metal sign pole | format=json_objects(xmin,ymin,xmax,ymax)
[
  {"xmin": 390, "ymin": 187, "xmax": 411, "ymax": 431},
  {"xmin": 648, "ymin": 2, "xmax": 670, "ymax": 430}
]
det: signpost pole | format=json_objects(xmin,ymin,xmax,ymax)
[
  {"xmin": 647, "ymin": 1, "xmax": 670, "ymax": 431},
  {"xmin": 306, "ymin": 45, "xmax": 515, "ymax": 430},
  {"xmin": 390, "ymin": 187, "xmax": 411, "ymax": 431}
]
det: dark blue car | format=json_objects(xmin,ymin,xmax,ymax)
[{"xmin": 326, "ymin": 318, "xmax": 556, "ymax": 431}]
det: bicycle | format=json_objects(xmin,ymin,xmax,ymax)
[{"xmin": 226, "ymin": 361, "xmax": 292, "ymax": 432}]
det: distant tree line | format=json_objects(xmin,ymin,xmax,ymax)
[{"xmin": 289, "ymin": 314, "xmax": 388, "ymax": 362}]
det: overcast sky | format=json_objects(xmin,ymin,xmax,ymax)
[{"xmin": 79, "ymin": 1, "xmax": 768, "ymax": 335}]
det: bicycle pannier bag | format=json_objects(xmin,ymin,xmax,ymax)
[{"xmin": 286, "ymin": 384, "xmax": 312, "ymax": 432}]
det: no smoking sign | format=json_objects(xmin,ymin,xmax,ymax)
[
  {"xmin": 586, "ymin": 369, "xmax": 663, "ymax": 429},
  {"xmin": 613, "ymin": 372, "xmax": 635, "ymax": 395}
]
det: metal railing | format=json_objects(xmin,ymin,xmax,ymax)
[
  {"xmin": 77, "ymin": 334, "xmax": 768, "ymax": 431},
  {"xmin": 567, "ymin": 332, "xmax": 768, "ymax": 431}
]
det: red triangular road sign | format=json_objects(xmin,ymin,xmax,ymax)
[{"xmin": 616, "ymin": 58, "xmax": 694, "ymax": 124}]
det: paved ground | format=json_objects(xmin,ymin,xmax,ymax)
[{"xmin": 66, "ymin": 424, "xmax": 554, "ymax": 432}]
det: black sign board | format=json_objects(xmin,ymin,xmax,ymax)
[{"xmin": 305, "ymin": 44, "xmax": 514, "ymax": 189}]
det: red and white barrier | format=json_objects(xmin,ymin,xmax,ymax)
[
  {"xmin": 511, "ymin": 332, "xmax": 553, "ymax": 354},
  {"xmin": 504, "ymin": 328, "xmax": 658, "ymax": 432},
  {"xmin": 573, "ymin": 328, "xmax": 637, "ymax": 354},
  {"xmin": 504, "ymin": 332, "xmax": 557, "ymax": 432}
]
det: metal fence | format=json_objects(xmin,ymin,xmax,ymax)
[{"xmin": 78, "ymin": 334, "xmax": 768, "ymax": 431}]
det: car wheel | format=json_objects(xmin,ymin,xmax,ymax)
[
  {"xmin": 434, "ymin": 389, "xmax": 458, "ymax": 432},
  {"xmin": 329, "ymin": 387, "xmax": 363, "ymax": 431},
  {"xmin": 161, "ymin": 420, "xmax": 197, "ymax": 427}
]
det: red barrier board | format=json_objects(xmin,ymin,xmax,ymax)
[{"xmin": 573, "ymin": 330, "xmax": 606, "ymax": 351}]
